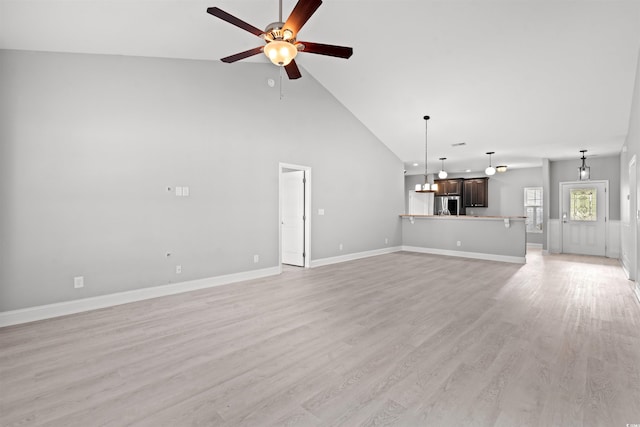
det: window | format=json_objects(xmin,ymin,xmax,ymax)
[
  {"xmin": 524, "ymin": 187, "xmax": 543, "ymax": 233},
  {"xmin": 570, "ymin": 188, "xmax": 597, "ymax": 221}
]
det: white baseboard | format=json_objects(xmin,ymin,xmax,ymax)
[
  {"xmin": 401, "ymin": 246, "xmax": 525, "ymax": 264},
  {"xmin": 527, "ymin": 243, "xmax": 543, "ymax": 249},
  {"xmin": 0, "ymin": 266, "xmax": 281, "ymax": 328},
  {"xmin": 310, "ymin": 246, "xmax": 402, "ymax": 268},
  {"xmin": 635, "ymin": 283, "xmax": 640, "ymax": 304},
  {"xmin": 621, "ymin": 259, "xmax": 631, "ymax": 280}
]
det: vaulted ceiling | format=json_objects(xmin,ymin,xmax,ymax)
[{"xmin": 2, "ymin": 0, "xmax": 639, "ymax": 174}]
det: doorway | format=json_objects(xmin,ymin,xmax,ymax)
[
  {"xmin": 629, "ymin": 155, "xmax": 637, "ymax": 281},
  {"xmin": 279, "ymin": 163, "xmax": 311, "ymax": 268},
  {"xmin": 560, "ymin": 180, "xmax": 608, "ymax": 256}
]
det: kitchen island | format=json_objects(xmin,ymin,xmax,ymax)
[{"xmin": 400, "ymin": 214, "xmax": 527, "ymax": 263}]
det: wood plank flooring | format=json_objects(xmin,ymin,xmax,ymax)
[{"xmin": 1, "ymin": 249, "xmax": 639, "ymax": 426}]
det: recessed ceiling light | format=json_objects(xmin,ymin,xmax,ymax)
[
  {"xmin": 452, "ymin": 142, "xmax": 467, "ymax": 147},
  {"xmin": 413, "ymin": 163, "xmax": 419, "ymax": 166},
  {"xmin": 465, "ymin": 169, "xmax": 471, "ymax": 173}
]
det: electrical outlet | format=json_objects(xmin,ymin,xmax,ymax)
[
  {"xmin": 183, "ymin": 186, "xmax": 190, "ymax": 197},
  {"xmin": 339, "ymin": 243, "xmax": 343, "ymax": 251},
  {"xmin": 74, "ymin": 276, "xmax": 84, "ymax": 289},
  {"xmin": 318, "ymin": 209, "xmax": 325, "ymax": 216},
  {"xmin": 176, "ymin": 265, "xmax": 182, "ymax": 274},
  {"xmin": 254, "ymin": 254, "xmax": 259, "ymax": 263},
  {"xmin": 385, "ymin": 237, "xmax": 389, "ymax": 244},
  {"xmin": 457, "ymin": 241, "xmax": 461, "ymax": 247}
]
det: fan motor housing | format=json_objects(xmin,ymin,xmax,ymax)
[{"xmin": 264, "ymin": 22, "xmax": 295, "ymax": 42}]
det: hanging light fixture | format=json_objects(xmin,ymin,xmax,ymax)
[
  {"xmin": 485, "ymin": 152, "xmax": 496, "ymax": 176},
  {"xmin": 416, "ymin": 116, "xmax": 434, "ymax": 192},
  {"xmin": 578, "ymin": 149, "xmax": 590, "ymax": 180},
  {"xmin": 438, "ymin": 158, "xmax": 448, "ymax": 179}
]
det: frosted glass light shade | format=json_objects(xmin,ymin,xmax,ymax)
[
  {"xmin": 415, "ymin": 184, "xmax": 422, "ymax": 191},
  {"xmin": 438, "ymin": 170, "xmax": 448, "ymax": 179},
  {"xmin": 264, "ymin": 40, "xmax": 298, "ymax": 66},
  {"xmin": 485, "ymin": 166, "xmax": 496, "ymax": 176},
  {"xmin": 579, "ymin": 166, "xmax": 590, "ymax": 180}
]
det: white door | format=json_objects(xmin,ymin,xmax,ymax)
[
  {"xmin": 282, "ymin": 170, "xmax": 305, "ymax": 266},
  {"xmin": 561, "ymin": 181, "xmax": 607, "ymax": 256}
]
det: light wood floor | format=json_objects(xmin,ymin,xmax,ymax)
[{"xmin": 1, "ymin": 250, "xmax": 640, "ymax": 426}]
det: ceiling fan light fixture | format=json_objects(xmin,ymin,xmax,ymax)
[{"xmin": 264, "ymin": 40, "xmax": 298, "ymax": 66}]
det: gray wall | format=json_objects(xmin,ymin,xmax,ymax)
[
  {"xmin": 548, "ymin": 155, "xmax": 621, "ymax": 220},
  {"xmin": 0, "ymin": 50, "xmax": 404, "ymax": 311},
  {"xmin": 620, "ymin": 48, "xmax": 640, "ymax": 281}
]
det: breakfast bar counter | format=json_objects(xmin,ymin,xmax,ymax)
[{"xmin": 400, "ymin": 214, "xmax": 528, "ymax": 263}]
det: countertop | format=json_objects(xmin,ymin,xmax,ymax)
[{"xmin": 399, "ymin": 214, "xmax": 526, "ymax": 220}]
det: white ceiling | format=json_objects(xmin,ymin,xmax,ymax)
[{"xmin": 2, "ymin": 0, "xmax": 640, "ymax": 174}]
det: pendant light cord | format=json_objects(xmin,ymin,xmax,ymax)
[{"xmin": 424, "ymin": 115, "xmax": 430, "ymax": 185}]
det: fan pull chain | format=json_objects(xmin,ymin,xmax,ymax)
[{"xmin": 279, "ymin": 67, "xmax": 284, "ymax": 100}]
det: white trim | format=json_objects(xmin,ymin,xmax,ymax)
[
  {"xmin": 527, "ymin": 243, "xmax": 543, "ymax": 249},
  {"xmin": 621, "ymin": 259, "xmax": 631, "ymax": 279},
  {"xmin": 401, "ymin": 245, "xmax": 525, "ymax": 264},
  {"xmin": 279, "ymin": 163, "xmax": 311, "ymax": 269},
  {"xmin": 0, "ymin": 266, "xmax": 281, "ymax": 327},
  {"xmin": 310, "ymin": 246, "xmax": 402, "ymax": 268},
  {"xmin": 606, "ymin": 219, "xmax": 621, "ymax": 259},
  {"xmin": 547, "ymin": 219, "xmax": 562, "ymax": 253},
  {"xmin": 634, "ymin": 282, "xmax": 640, "ymax": 304}
]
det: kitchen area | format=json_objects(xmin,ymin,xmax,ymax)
[{"xmin": 401, "ymin": 175, "xmax": 530, "ymax": 263}]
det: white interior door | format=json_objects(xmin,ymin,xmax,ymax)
[
  {"xmin": 282, "ymin": 170, "xmax": 305, "ymax": 266},
  {"xmin": 561, "ymin": 181, "xmax": 607, "ymax": 256}
]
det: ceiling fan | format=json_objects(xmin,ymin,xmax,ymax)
[{"xmin": 206, "ymin": 0, "xmax": 353, "ymax": 80}]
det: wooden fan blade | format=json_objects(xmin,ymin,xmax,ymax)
[
  {"xmin": 285, "ymin": 60, "xmax": 302, "ymax": 79},
  {"xmin": 283, "ymin": 0, "xmax": 322, "ymax": 36},
  {"xmin": 297, "ymin": 41, "xmax": 353, "ymax": 59},
  {"xmin": 221, "ymin": 46, "xmax": 264, "ymax": 63},
  {"xmin": 207, "ymin": 7, "xmax": 264, "ymax": 37}
]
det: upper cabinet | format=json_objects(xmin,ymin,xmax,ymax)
[
  {"xmin": 434, "ymin": 178, "xmax": 463, "ymax": 196},
  {"xmin": 463, "ymin": 178, "xmax": 489, "ymax": 207}
]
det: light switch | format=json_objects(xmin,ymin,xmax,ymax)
[
  {"xmin": 318, "ymin": 209, "xmax": 325, "ymax": 215},
  {"xmin": 176, "ymin": 187, "xmax": 183, "ymax": 196},
  {"xmin": 183, "ymin": 186, "xmax": 190, "ymax": 197}
]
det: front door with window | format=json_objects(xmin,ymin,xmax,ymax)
[{"xmin": 561, "ymin": 181, "xmax": 607, "ymax": 256}]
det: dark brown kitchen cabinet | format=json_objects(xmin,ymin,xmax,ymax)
[
  {"xmin": 463, "ymin": 178, "xmax": 489, "ymax": 207},
  {"xmin": 434, "ymin": 179, "xmax": 463, "ymax": 196}
]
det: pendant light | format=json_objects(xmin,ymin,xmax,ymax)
[
  {"xmin": 415, "ymin": 116, "xmax": 434, "ymax": 192},
  {"xmin": 438, "ymin": 158, "xmax": 448, "ymax": 179},
  {"xmin": 485, "ymin": 151, "xmax": 496, "ymax": 176},
  {"xmin": 578, "ymin": 150, "xmax": 590, "ymax": 180}
]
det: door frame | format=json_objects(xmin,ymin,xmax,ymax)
[
  {"xmin": 629, "ymin": 155, "xmax": 637, "ymax": 280},
  {"xmin": 279, "ymin": 163, "xmax": 311, "ymax": 269},
  {"xmin": 558, "ymin": 180, "xmax": 609, "ymax": 255}
]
